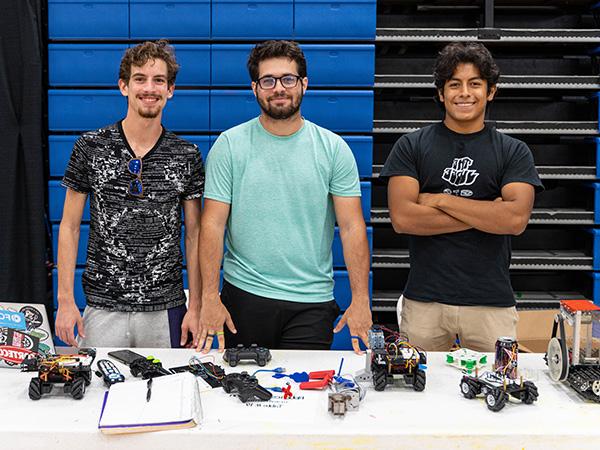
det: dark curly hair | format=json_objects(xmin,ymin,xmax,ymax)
[
  {"xmin": 247, "ymin": 40, "xmax": 307, "ymax": 81},
  {"xmin": 119, "ymin": 40, "xmax": 179, "ymax": 86},
  {"xmin": 433, "ymin": 42, "xmax": 500, "ymax": 93}
]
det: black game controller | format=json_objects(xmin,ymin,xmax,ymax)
[
  {"xmin": 223, "ymin": 344, "xmax": 271, "ymax": 367},
  {"xmin": 129, "ymin": 356, "xmax": 171, "ymax": 379},
  {"xmin": 221, "ymin": 372, "xmax": 273, "ymax": 403}
]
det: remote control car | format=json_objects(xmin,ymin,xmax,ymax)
[
  {"xmin": 446, "ymin": 348, "xmax": 488, "ymax": 374},
  {"xmin": 545, "ymin": 299, "xmax": 600, "ymax": 402},
  {"xmin": 21, "ymin": 348, "xmax": 97, "ymax": 400},
  {"xmin": 356, "ymin": 326, "xmax": 427, "ymax": 392},
  {"xmin": 459, "ymin": 370, "xmax": 538, "ymax": 412}
]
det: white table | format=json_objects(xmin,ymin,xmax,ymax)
[{"xmin": 1, "ymin": 348, "xmax": 599, "ymax": 449}]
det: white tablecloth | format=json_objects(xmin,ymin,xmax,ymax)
[{"xmin": 1, "ymin": 348, "xmax": 599, "ymax": 449}]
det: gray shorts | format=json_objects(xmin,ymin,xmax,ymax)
[{"xmin": 77, "ymin": 304, "xmax": 187, "ymax": 348}]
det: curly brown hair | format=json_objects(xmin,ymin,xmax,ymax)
[
  {"xmin": 433, "ymin": 42, "xmax": 500, "ymax": 93},
  {"xmin": 247, "ymin": 40, "xmax": 307, "ymax": 81},
  {"xmin": 119, "ymin": 40, "xmax": 179, "ymax": 86}
]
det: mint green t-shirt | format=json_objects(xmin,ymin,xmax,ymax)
[{"xmin": 204, "ymin": 117, "xmax": 361, "ymax": 302}]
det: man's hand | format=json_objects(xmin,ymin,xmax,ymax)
[
  {"xmin": 333, "ymin": 298, "xmax": 372, "ymax": 354},
  {"xmin": 180, "ymin": 307, "xmax": 200, "ymax": 348},
  {"xmin": 55, "ymin": 301, "xmax": 84, "ymax": 346},
  {"xmin": 197, "ymin": 295, "xmax": 236, "ymax": 353},
  {"xmin": 417, "ymin": 192, "xmax": 444, "ymax": 208}
]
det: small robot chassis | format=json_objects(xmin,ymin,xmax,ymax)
[
  {"xmin": 356, "ymin": 326, "xmax": 427, "ymax": 392},
  {"xmin": 446, "ymin": 348, "xmax": 488, "ymax": 374},
  {"xmin": 545, "ymin": 299, "xmax": 600, "ymax": 402},
  {"xmin": 459, "ymin": 371, "xmax": 538, "ymax": 412},
  {"xmin": 21, "ymin": 348, "xmax": 97, "ymax": 400}
]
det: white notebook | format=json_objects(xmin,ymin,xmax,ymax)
[{"xmin": 98, "ymin": 372, "xmax": 202, "ymax": 434}]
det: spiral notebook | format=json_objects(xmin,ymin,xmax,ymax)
[{"xmin": 98, "ymin": 372, "xmax": 202, "ymax": 434}]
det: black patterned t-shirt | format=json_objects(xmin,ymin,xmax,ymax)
[{"xmin": 62, "ymin": 121, "xmax": 204, "ymax": 312}]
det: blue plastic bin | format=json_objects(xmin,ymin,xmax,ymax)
[
  {"xmin": 343, "ymin": 136, "xmax": 372, "ymax": 179},
  {"xmin": 294, "ymin": 0, "xmax": 376, "ymax": 40},
  {"xmin": 48, "ymin": 44, "xmax": 126, "ymax": 86},
  {"xmin": 304, "ymin": 45, "xmax": 375, "ymax": 86},
  {"xmin": 212, "ymin": 0, "xmax": 293, "ymax": 39},
  {"xmin": 48, "ymin": 0, "xmax": 129, "ymax": 40},
  {"xmin": 49, "ymin": 135, "xmax": 79, "ymax": 177},
  {"xmin": 130, "ymin": 0, "xmax": 210, "ymax": 39},
  {"xmin": 172, "ymin": 45, "xmax": 211, "ymax": 86}
]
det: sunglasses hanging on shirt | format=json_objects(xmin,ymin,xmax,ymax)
[{"xmin": 128, "ymin": 158, "xmax": 143, "ymax": 197}]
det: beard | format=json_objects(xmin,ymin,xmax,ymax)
[
  {"xmin": 138, "ymin": 107, "xmax": 161, "ymax": 119},
  {"xmin": 257, "ymin": 90, "xmax": 303, "ymax": 120},
  {"xmin": 134, "ymin": 95, "xmax": 163, "ymax": 119}
]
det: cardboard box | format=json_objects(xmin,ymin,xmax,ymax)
[{"xmin": 517, "ymin": 309, "xmax": 559, "ymax": 353}]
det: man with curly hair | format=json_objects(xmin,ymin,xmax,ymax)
[
  {"xmin": 381, "ymin": 42, "xmax": 543, "ymax": 351},
  {"xmin": 55, "ymin": 41, "xmax": 204, "ymax": 348}
]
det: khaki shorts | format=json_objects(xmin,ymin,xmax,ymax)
[{"xmin": 398, "ymin": 296, "xmax": 518, "ymax": 352}]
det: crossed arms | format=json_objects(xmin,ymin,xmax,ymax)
[{"xmin": 388, "ymin": 176, "xmax": 535, "ymax": 236}]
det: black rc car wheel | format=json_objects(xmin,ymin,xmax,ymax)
[
  {"xmin": 28, "ymin": 378, "xmax": 43, "ymax": 400},
  {"xmin": 486, "ymin": 388, "xmax": 507, "ymax": 412},
  {"xmin": 520, "ymin": 381, "xmax": 539, "ymax": 404},
  {"xmin": 412, "ymin": 369, "xmax": 426, "ymax": 392},
  {"xmin": 372, "ymin": 366, "xmax": 388, "ymax": 392},
  {"xmin": 460, "ymin": 379, "xmax": 478, "ymax": 399},
  {"xmin": 71, "ymin": 377, "xmax": 86, "ymax": 400}
]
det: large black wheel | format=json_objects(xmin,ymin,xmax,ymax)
[
  {"xmin": 460, "ymin": 378, "xmax": 479, "ymax": 399},
  {"xmin": 486, "ymin": 388, "xmax": 507, "ymax": 412},
  {"xmin": 70, "ymin": 377, "xmax": 86, "ymax": 400},
  {"xmin": 520, "ymin": 381, "xmax": 539, "ymax": 404},
  {"xmin": 82, "ymin": 370, "xmax": 92, "ymax": 386},
  {"xmin": 372, "ymin": 365, "xmax": 388, "ymax": 392},
  {"xmin": 28, "ymin": 378, "xmax": 43, "ymax": 400},
  {"xmin": 412, "ymin": 369, "xmax": 426, "ymax": 392}
]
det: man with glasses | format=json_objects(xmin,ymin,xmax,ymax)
[
  {"xmin": 198, "ymin": 40, "xmax": 372, "ymax": 354},
  {"xmin": 55, "ymin": 41, "xmax": 204, "ymax": 348}
]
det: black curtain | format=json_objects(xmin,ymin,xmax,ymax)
[{"xmin": 0, "ymin": 1, "xmax": 49, "ymax": 312}]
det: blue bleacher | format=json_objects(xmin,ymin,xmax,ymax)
[
  {"xmin": 48, "ymin": 0, "xmax": 129, "ymax": 40},
  {"xmin": 48, "ymin": 0, "xmax": 376, "ymax": 40},
  {"xmin": 47, "ymin": 0, "xmax": 376, "ymax": 349},
  {"xmin": 211, "ymin": 0, "xmax": 294, "ymax": 39},
  {"xmin": 130, "ymin": 0, "xmax": 211, "ymax": 39},
  {"xmin": 294, "ymin": 0, "xmax": 376, "ymax": 40},
  {"xmin": 211, "ymin": 44, "xmax": 375, "ymax": 87}
]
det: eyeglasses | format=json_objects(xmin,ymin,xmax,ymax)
[
  {"xmin": 128, "ymin": 158, "xmax": 143, "ymax": 197},
  {"xmin": 256, "ymin": 75, "xmax": 302, "ymax": 90}
]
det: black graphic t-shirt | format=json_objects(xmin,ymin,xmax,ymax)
[
  {"xmin": 380, "ymin": 122, "xmax": 543, "ymax": 307},
  {"xmin": 62, "ymin": 121, "xmax": 204, "ymax": 312}
]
